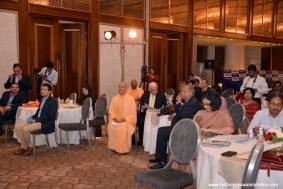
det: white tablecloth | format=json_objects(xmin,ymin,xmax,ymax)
[
  {"xmin": 143, "ymin": 110, "xmax": 171, "ymax": 154},
  {"xmin": 197, "ymin": 135, "xmax": 282, "ymax": 189},
  {"xmin": 14, "ymin": 105, "xmax": 93, "ymax": 147}
]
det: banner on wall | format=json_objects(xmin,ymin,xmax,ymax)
[{"xmin": 221, "ymin": 70, "xmax": 283, "ymax": 93}]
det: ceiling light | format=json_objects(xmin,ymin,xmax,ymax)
[{"xmin": 129, "ymin": 30, "xmax": 137, "ymax": 39}]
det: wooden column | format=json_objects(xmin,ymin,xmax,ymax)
[
  {"xmin": 89, "ymin": 0, "xmax": 99, "ymax": 94},
  {"xmin": 18, "ymin": 0, "xmax": 30, "ymax": 74},
  {"xmin": 186, "ymin": 0, "xmax": 194, "ymax": 79}
]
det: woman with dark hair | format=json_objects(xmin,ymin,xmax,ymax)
[
  {"xmin": 240, "ymin": 88, "xmax": 260, "ymax": 121},
  {"xmin": 193, "ymin": 90, "xmax": 234, "ymax": 135},
  {"xmin": 78, "ymin": 84, "xmax": 97, "ymax": 108},
  {"xmin": 143, "ymin": 67, "xmax": 160, "ymax": 90}
]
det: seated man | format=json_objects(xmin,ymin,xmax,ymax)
[
  {"xmin": 172, "ymin": 81, "xmax": 186, "ymax": 105},
  {"xmin": 107, "ymin": 82, "xmax": 137, "ymax": 154},
  {"xmin": 0, "ymin": 83, "xmax": 26, "ymax": 135},
  {"xmin": 13, "ymin": 83, "xmax": 58, "ymax": 156},
  {"xmin": 149, "ymin": 85, "xmax": 200, "ymax": 169},
  {"xmin": 138, "ymin": 82, "xmax": 167, "ymax": 145},
  {"xmin": 248, "ymin": 92, "xmax": 283, "ymax": 134}
]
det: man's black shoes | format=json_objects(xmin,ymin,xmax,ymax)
[{"xmin": 149, "ymin": 162, "xmax": 165, "ymax": 169}]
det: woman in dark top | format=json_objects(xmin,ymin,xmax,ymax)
[
  {"xmin": 78, "ymin": 84, "xmax": 97, "ymax": 108},
  {"xmin": 78, "ymin": 84, "xmax": 101, "ymax": 137}
]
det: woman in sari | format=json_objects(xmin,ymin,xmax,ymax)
[
  {"xmin": 240, "ymin": 88, "xmax": 260, "ymax": 121},
  {"xmin": 193, "ymin": 90, "xmax": 234, "ymax": 135}
]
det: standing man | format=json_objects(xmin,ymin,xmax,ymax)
[
  {"xmin": 240, "ymin": 64, "xmax": 269, "ymax": 104},
  {"xmin": 4, "ymin": 63, "xmax": 32, "ymax": 102},
  {"xmin": 138, "ymin": 82, "xmax": 167, "ymax": 145},
  {"xmin": 149, "ymin": 85, "xmax": 200, "ymax": 169},
  {"xmin": 13, "ymin": 83, "xmax": 58, "ymax": 156},
  {"xmin": 37, "ymin": 61, "xmax": 58, "ymax": 99},
  {"xmin": 107, "ymin": 82, "xmax": 137, "ymax": 154},
  {"xmin": 0, "ymin": 83, "xmax": 26, "ymax": 135},
  {"xmin": 127, "ymin": 79, "xmax": 144, "ymax": 110}
]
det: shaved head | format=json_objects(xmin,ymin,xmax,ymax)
[{"xmin": 119, "ymin": 82, "xmax": 127, "ymax": 95}]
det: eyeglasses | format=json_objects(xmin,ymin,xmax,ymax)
[{"xmin": 269, "ymin": 102, "xmax": 282, "ymax": 107}]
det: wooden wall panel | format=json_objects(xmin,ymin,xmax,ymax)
[{"xmin": 271, "ymin": 46, "xmax": 283, "ymax": 71}]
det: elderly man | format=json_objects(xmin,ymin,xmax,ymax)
[
  {"xmin": 138, "ymin": 82, "xmax": 167, "ymax": 145},
  {"xmin": 149, "ymin": 85, "xmax": 200, "ymax": 169},
  {"xmin": 172, "ymin": 81, "xmax": 186, "ymax": 105},
  {"xmin": 127, "ymin": 79, "xmax": 144, "ymax": 110},
  {"xmin": 107, "ymin": 82, "xmax": 137, "ymax": 154},
  {"xmin": 0, "ymin": 83, "xmax": 26, "ymax": 135},
  {"xmin": 240, "ymin": 64, "xmax": 269, "ymax": 104},
  {"xmin": 4, "ymin": 63, "xmax": 32, "ymax": 102},
  {"xmin": 248, "ymin": 92, "xmax": 283, "ymax": 134},
  {"xmin": 13, "ymin": 83, "xmax": 58, "ymax": 156}
]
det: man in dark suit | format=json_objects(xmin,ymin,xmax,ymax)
[
  {"xmin": 149, "ymin": 85, "xmax": 200, "ymax": 169},
  {"xmin": 13, "ymin": 83, "xmax": 58, "ymax": 156},
  {"xmin": 138, "ymin": 82, "xmax": 167, "ymax": 145},
  {"xmin": 200, "ymin": 79, "xmax": 211, "ymax": 98},
  {"xmin": 0, "ymin": 83, "xmax": 26, "ymax": 135},
  {"xmin": 187, "ymin": 79, "xmax": 202, "ymax": 101},
  {"xmin": 4, "ymin": 63, "xmax": 32, "ymax": 102}
]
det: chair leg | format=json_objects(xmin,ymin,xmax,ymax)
[
  {"xmin": 33, "ymin": 134, "xmax": 36, "ymax": 156},
  {"xmin": 54, "ymin": 130, "xmax": 60, "ymax": 151},
  {"xmin": 66, "ymin": 131, "xmax": 70, "ymax": 150},
  {"xmin": 45, "ymin": 134, "xmax": 50, "ymax": 150},
  {"xmin": 86, "ymin": 129, "xmax": 92, "ymax": 148},
  {"xmin": 59, "ymin": 128, "xmax": 62, "ymax": 148},
  {"xmin": 4, "ymin": 124, "xmax": 8, "ymax": 143}
]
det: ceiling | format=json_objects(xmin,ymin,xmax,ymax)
[{"xmin": 196, "ymin": 35, "xmax": 282, "ymax": 48}]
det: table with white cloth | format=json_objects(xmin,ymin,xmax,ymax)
[
  {"xmin": 197, "ymin": 135, "xmax": 282, "ymax": 189},
  {"xmin": 143, "ymin": 110, "xmax": 171, "ymax": 155},
  {"xmin": 14, "ymin": 104, "xmax": 93, "ymax": 148}
]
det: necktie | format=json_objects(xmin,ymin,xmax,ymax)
[{"xmin": 149, "ymin": 95, "xmax": 155, "ymax": 107}]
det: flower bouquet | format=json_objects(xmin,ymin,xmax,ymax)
[{"xmin": 264, "ymin": 128, "xmax": 283, "ymax": 152}]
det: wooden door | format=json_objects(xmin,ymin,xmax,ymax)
[
  {"xmin": 59, "ymin": 23, "xmax": 87, "ymax": 99},
  {"xmin": 149, "ymin": 31, "xmax": 184, "ymax": 92},
  {"xmin": 29, "ymin": 17, "xmax": 58, "ymax": 99}
]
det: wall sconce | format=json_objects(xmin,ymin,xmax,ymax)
[
  {"xmin": 128, "ymin": 30, "xmax": 137, "ymax": 39},
  {"xmin": 104, "ymin": 30, "xmax": 116, "ymax": 40}
]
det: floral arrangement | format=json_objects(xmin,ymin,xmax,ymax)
[{"xmin": 264, "ymin": 128, "xmax": 283, "ymax": 143}]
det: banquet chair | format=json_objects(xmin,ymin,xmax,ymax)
[
  {"xmin": 228, "ymin": 103, "xmax": 246, "ymax": 134},
  {"xmin": 68, "ymin": 92, "xmax": 77, "ymax": 103},
  {"xmin": 222, "ymin": 89, "xmax": 234, "ymax": 99},
  {"xmin": 58, "ymin": 97, "xmax": 93, "ymax": 150},
  {"xmin": 226, "ymin": 97, "xmax": 237, "ymax": 109},
  {"xmin": 31, "ymin": 103, "xmax": 60, "ymax": 156},
  {"xmin": 135, "ymin": 118, "xmax": 201, "ymax": 189},
  {"xmin": 1, "ymin": 120, "xmax": 15, "ymax": 143},
  {"xmin": 89, "ymin": 96, "xmax": 108, "ymax": 142},
  {"xmin": 242, "ymin": 142, "xmax": 264, "ymax": 189},
  {"xmin": 165, "ymin": 88, "xmax": 175, "ymax": 96}
]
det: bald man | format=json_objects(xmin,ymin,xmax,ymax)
[{"xmin": 107, "ymin": 82, "xmax": 137, "ymax": 154}]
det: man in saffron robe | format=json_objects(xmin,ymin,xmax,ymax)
[{"xmin": 107, "ymin": 82, "xmax": 137, "ymax": 154}]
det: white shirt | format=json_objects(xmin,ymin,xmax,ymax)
[
  {"xmin": 248, "ymin": 108, "xmax": 283, "ymax": 131},
  {"xmin": 39, "ymin": 67, "xmax": 58, "ymax": 86},
  {"xmin": 240, "ymin": 74, "xmax": 269, "ymax": 98}
]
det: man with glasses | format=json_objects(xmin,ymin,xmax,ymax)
[
  {"xmin": 248, "ymin": 92, "xmax": 283, "ymax": 134},
  {"xmin": 4, "ymin": 63, "xmax": 32, "ymax": 102}
]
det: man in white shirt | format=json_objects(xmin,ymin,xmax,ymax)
[
  {"xmin": 240, "ymin": 64, "xmax": 269, "ymax": 104},
  {"xmin": 248, "ymin": 92, "xmax": 283, "ymax": 134},
  {"xmin": 39, "ymin": 61, "xmax": 58, "ymax": 87}
]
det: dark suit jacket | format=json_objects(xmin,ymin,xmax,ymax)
[
  {"xmin": 139, "ymin": 91, "xmax": 167, "ymax": 113},
  {"xmin": 0, "ymin": 91, "xmax": 27, "ymax": 118},
  {"xmin": 171, "ymin": 96, "xmax": 200, "ymax": 127},
  {"xmin": 32, "ymin": 96, "xmax": 58, "ymax": 134},
  {"xmin": 4, "ymin": 74, "xmax": 32, "ymax": 101}
]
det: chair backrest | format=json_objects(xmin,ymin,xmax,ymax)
[
  {"xmin": 242, "ymin": 142, "xmax": 264, "ymax": 188},
  {"xmin": 69, "ymin": 92, "xmax": 77, "ymax": 102},
  {"xmin": 169, "ymin": 118, "xmax": 201, "ymax": 164},
  {"xmin": 165, "ymin": 88, "xmax": 175, "ymax": 96},
  {"xmin": 81, "ymin": 97, "xmax": 92, "ymax": 121},
  {"xmin": 228, "ymin": 103, "xmax": 246, "ymax": 133},
  {"xmin": 226, "ymin": 97, "xmax": 237, "ymax": 109},
  {"xmin": 222, "ymin": 89, "xmax": 233, "ymax": 99},
  {"xmin": 94, "ymin": 96, "xmax": 108, "ymax": 117}
]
